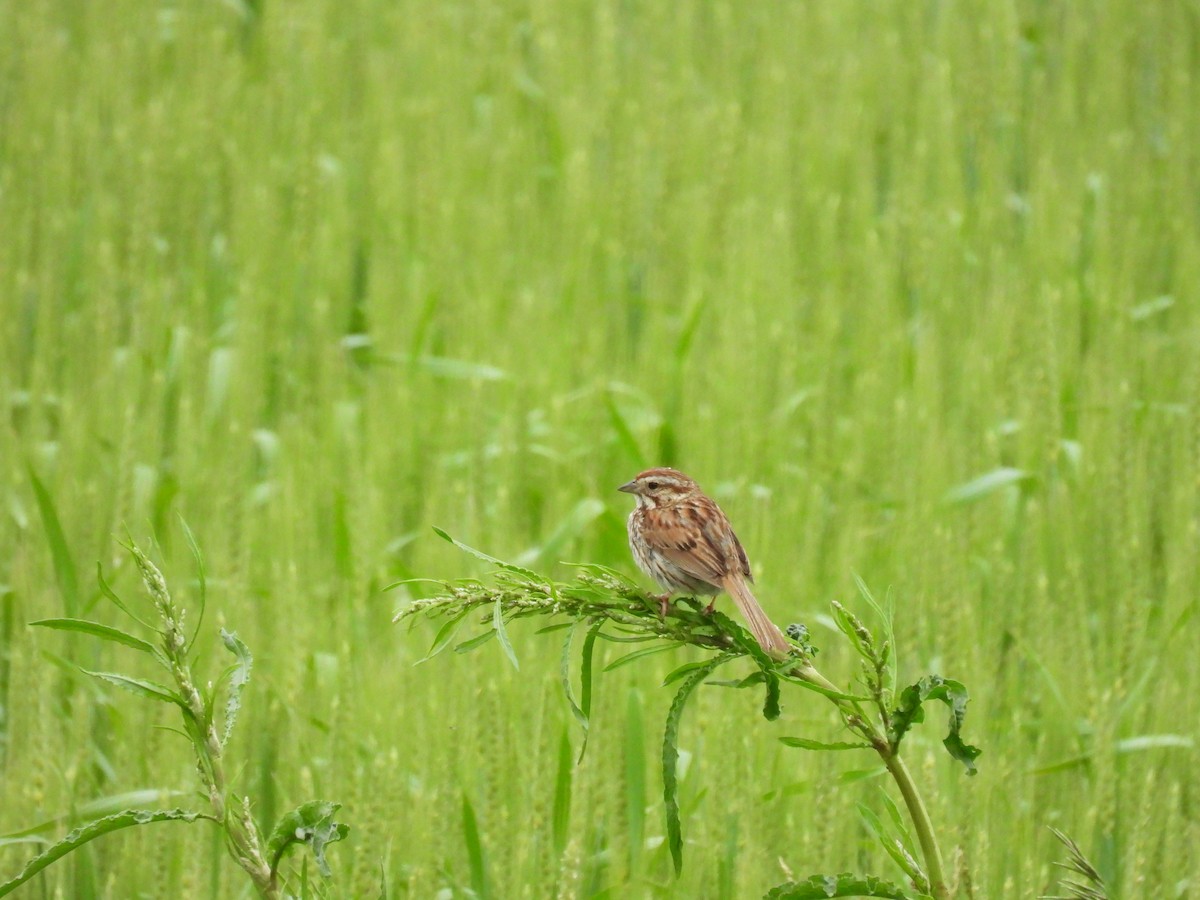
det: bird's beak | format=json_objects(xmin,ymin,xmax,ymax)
[{"xmin": 617, "ymin": 480, "xmax": 638, "ymax": 494}]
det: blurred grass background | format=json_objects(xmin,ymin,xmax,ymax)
[{"xmin": 2, "ymin": 0, "xmax": 1198, "ymax": 895}]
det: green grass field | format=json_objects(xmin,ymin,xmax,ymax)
[{"xmin": 2, "ymin": 0, "xmax": 1198, "ymax": 896}]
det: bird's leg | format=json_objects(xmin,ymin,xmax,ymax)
[
  {"xmin": 702, "ymin": 598, "xmax": 717, "ymax": 616},
  {"xmin": 656, "ymin": 593, "xmax": 672, "ymax": 618}
]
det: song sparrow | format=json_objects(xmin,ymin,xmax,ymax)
[{"xmin": 618, "ymin": 467, "xmax": 791, "ymax": 658}]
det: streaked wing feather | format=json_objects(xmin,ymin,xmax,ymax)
[{"xmin": 638, "ymin": 499, "xmax": 733, "ymax": 586}]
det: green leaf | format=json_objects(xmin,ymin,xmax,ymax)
[
  {"xmin": 30, "ymin": 618, "xmax": 155, "ymax": 655},
  {"xmin": 663, "ymin": 659, "xmax": 716, "ymax": 686},
  {"xmin": 762, "ymin": 672, "xmax": 781, "ymax": 721},
  {"xmin": 780, "ymin": 737, "xmax": 871, "ymax": 751},
  {"xmin": 266, "ymin": 800, "xmax": 348, "ymax": 879},
  {"xmin": 663, "ymin": 653, "xmax": 733, "ymax": 876},
  {"xmin": 0, "ymin": 790, "xmax": 188, "ymax": 841},
  {"xmin": 454, "ymin": 630, "xmax": 497, "ymax": 653},
  {"xmin": 459, "ymin": 794, "xmax": 491, "ymax": 900},
  {"xmin": 492, "ymin": 598, "xmax": 520, "ymax": 670},
  {"xmin": 0, "ymin": 808, "xmax": 208, "ymax": 897},
  {"xmin": 577, "ymin": 621, "xmax": 601, "ymax": 763},
  {"xmin": 219, "ymin": 629, "xmax": 252, "ymax": 747},
  {"xmin": 764, "ymin": 872, "xmax": 929, "ymax": 899},
  {"xmin": 603, "ymin": 642, "xmax": 676, "ymax": 671},
  {"xmin": 889, "ymin": 675, "xmax": 982, "ymax": 774},
  {"xmin": 95, "ymin": 563, "xmax": 155, "ymax": 631},
  {"xmin": 28, "ymin": 466, "xmax": 80, "ymax": 617},
  {"xmin": 942, "ymin": 467, "xmax": 1037, "ymax": 504},
  {"xmin": 81, "ymin": 670, "xmax": 186, "ymax": 709},
  {"xmin": 178, "ymin": 516, "xmax": 207, "ymax": 651},
  {"xmin": 414, "ymin": 607, "xmax": 472, "ymax": 664},
  {"xmin": 857, "ymin": 804, "xmax": 927, "ymax": 887},
  {"xmin": 560, "ymin": 623, "xmax": 588, "ymax": 733},
  {"xmin": 431, "ymin": 527, "xmax": 542, "ymax": 581}
]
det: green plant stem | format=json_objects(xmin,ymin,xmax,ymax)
[
  {"xmin": 796, "ymin": 660, "xmax": 948, "ymax": 900},
  {"xmin": 881, "ymin": 753, "xmax": 948, "ymax": 900}
]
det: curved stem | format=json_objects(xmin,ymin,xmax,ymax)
[
  {"xmin": 793, "ymin": 661, "xmax": 949, "ymax": 900},
  {"xmin": 881, "ymin": 752, "xmax": 948, "ymax": 900}
]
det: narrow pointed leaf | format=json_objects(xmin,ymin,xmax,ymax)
[
  {"xmin": 0, "ymin": 808, "xmax": 208, "ymax": 897},
  {"xmin": 663, "ymin": 653, "xmax": 733, "ymax": 876},
  {"xmin": 780, "ymin": 737, "xmax": 871, "ymax": 751},
  {"xmin": 219, "ymin": 629, "xmax": 252, "ymax": 747},
  {"xmin": 28, "ymin": 466, "xmax": 80, "ymax": 617},
  {"xmin": 492, "ymin": 599, "xmax": 519, "ymax": 670},
  {"xmin": 81, "ymin": 670, "xmax": 185, "ymax": 708},
  {"xmin": 30, "ymin": 618, "xmax": 155, "ymax": 655},
  {"xmin": 432, "ymin": 527, "xmax": 542, "ymax": 580}
]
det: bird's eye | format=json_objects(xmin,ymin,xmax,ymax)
[{"xmin": 647, "ymin": 481, "xmax": 660, "ymax": 490}]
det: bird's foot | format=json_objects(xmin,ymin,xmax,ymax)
[
  {"xmin": 655, "ymin": 593, "xmax": 672, "ymax": 618},
  {"xmin": 701, "ymin": 599, "xmax": 717, "ymax": 616}
]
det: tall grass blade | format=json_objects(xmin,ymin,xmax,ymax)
[
  {"xmin": 552, "ymin": 727, "xmax": 572, "ymax": 856},
  {"xmin": 460, "ymin": 794, "xmax": 491, "ymax": 900},
  {"xmin": 27, "ymin": 466, "xmax": 80, "ymax": 617}
]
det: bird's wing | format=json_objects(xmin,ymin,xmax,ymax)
[{"xmin": 638, "ymin": 499, "xmax": 739, "ymax": 587}]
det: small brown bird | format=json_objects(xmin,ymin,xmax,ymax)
[{"xmin": 618, "ymin": 467, "xmax": 791, "ymax": 658}]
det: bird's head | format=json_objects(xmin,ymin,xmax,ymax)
[{"xmin": 617, "ymin": 468, "xmax": 699, "ymax": 509}]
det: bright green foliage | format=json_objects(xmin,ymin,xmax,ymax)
[
  {"xmin": 890, "ymin": 676, "xmax": 982, "ymax": 775},
  {"xmin": 3, "ymin": 0, "xmax": 1198, "ymax": 894}
]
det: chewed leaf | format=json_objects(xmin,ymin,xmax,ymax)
[
  {"xmin": 764, "ymin": 872, "xmax": 929, "ymax": 899},
  {"xmin": 432, "ymin": 527, "xmax": 542, "ymax": 580},
  {"xmin": 890, "ymin": 675, "xmax": 982, "ymax": 775},
  {"xmin": 266, "ymin": 800, "xmax": 348, "ymax": 879},
  {"xmin": 219, "ymin": 629, "xmax": 252, "ymax": 747},
  {"xmin": 0, "ymin": 808, "xmax": 208, "ymax": 897}
]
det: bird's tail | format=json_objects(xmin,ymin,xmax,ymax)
[{"xmin": 722, "ymin": 575, "xmax": 791, "ymax": 659}]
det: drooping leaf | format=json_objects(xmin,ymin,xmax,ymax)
[
  {"xmin": 219, "ymin": 629, "xmax": 252, "ymax": 747},
  {"xmin": 0, "ymin": 808, "xmax": 208, "ymax": 897},
  {"xmin": 454, "ymin": 630, "xmax": 497, "ymax": 653},
  {"xmin": 663, "ymin": 653, "xmax": 733, "ymax": 876},
  {"xmin": 266, "ymin": 800, "xmax": 348, "ymax": 879},
  {"xmin": 889, "ymin": 675, "xmax": 981, "ymax": 775},
  {"xmin": 414, "ymin": 607, "xmax": 472, "ymax": 664},
  {"xmin": 559, "ymin": 623, "xmax": 587, "ymax": 730},
  {"xmin": 577, "ymin": 621, "xmax": 601, "ymax": 762},
  {"xmin": 30, "ymin": 618, "xmax": 156, "ymax": 656},
  {"xmin": 492, "ymin": 599, "xmax": 520, "ymax": 670},
  {"xmin": 764, "ymin": 871, "xmax": 929, "ymax": 899}
]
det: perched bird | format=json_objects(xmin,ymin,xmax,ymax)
[{"xmin": 618, "ymin": 467, "xmax": 791, "ymax": 658}]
